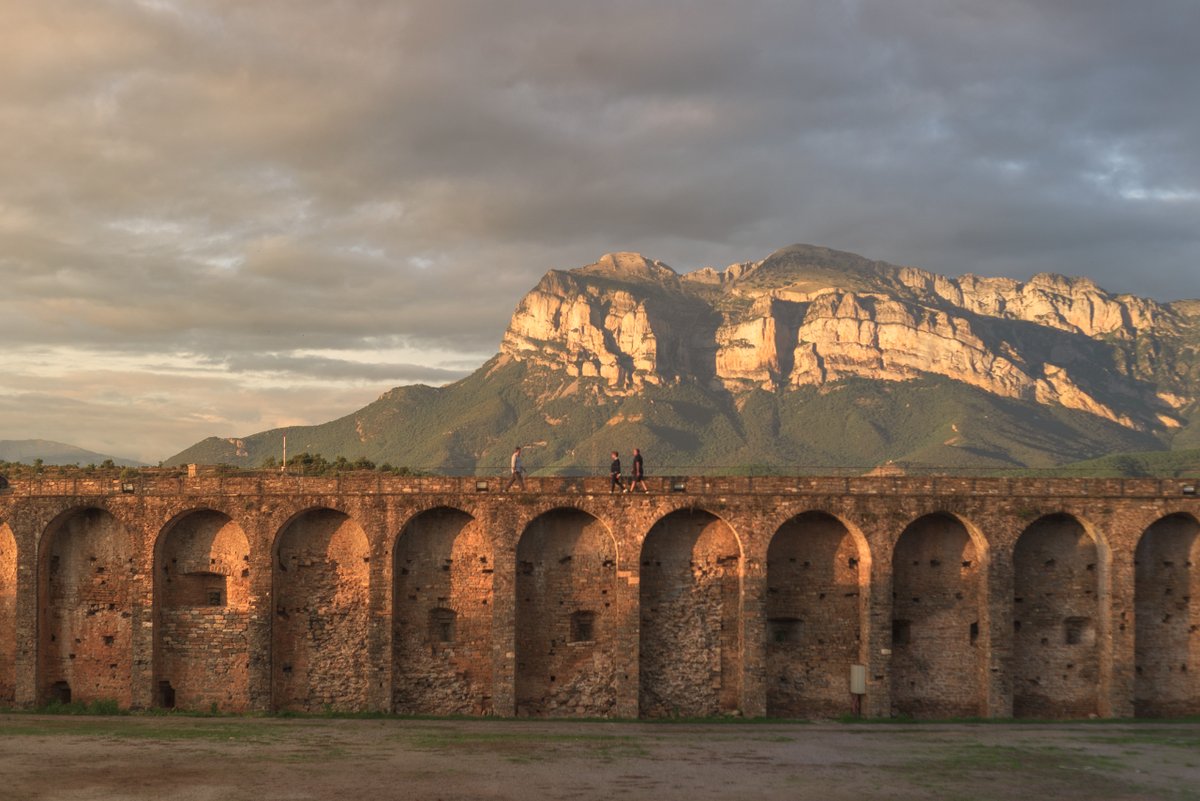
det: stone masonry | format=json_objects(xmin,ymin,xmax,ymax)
[{"xmin": 0, "ymin": 472, "xmax": 1198, "ymax": 718}]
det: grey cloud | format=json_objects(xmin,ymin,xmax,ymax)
[{"xmin": 3, "ymin": 0, "xmax": 1200, "ymax": 458}]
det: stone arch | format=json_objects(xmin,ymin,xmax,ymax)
[
  {"xmin": 515, "ymin": 507, "xmax": 617, "ymax": 717},
  {"xmin": 271, "ymin": 507, "xmax": 371, "ymax": 712},
  {"xmin": 639, "ymin": 508, "xmax": 743, "ymax": 717},
  {"xmin": 153, "ymin": 509, "xmax": 251, "ymax": 711},
  {"xmin": 393, "ymin": 506, "xmax": 494, "ymax": 714},
  {"xmin": 37, "ymin": 507, "xmax": 135, "ymax": 706},
  {"xmin": 0, "ymin": 522, "xmax": 15, "ymax": 705},
  {"xmin": 890, "ymin": 512, "xmax": 986, "ymax": 718},
  {"xmin": 1134, "ymin": 512, "xmax": 1199, "ymax": 717},
  {"xmin": 765, "ymin": 511, "xmax": 868, "ymax": 717},
  {"xmin": 1013, "ymin": 513, "xmax": 1099, "ymax": 718}
]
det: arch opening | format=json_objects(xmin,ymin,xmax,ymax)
[
  {"xmin": 393, "ymin": 507, "xmax": 494, "ymax": 715},
  {"xmin": 0, "ymin": 523, "xmax": 16, "ymax": 705},
  {"xmin": 766, "ymin": 512, "xmax": 866, "ymax": 718},
  {"xmin": 890, "ymin": 513, "xmax": 985, "ymax": 719},
  {"xmin": 639, "ymin": 509, "xmax": 742, "ymax": 718},
  {"xmin": 515, "ymin": 508, "xmax": 617, "ymax": 717},
  {"xmin": 37, "ymin": 508, "xmax": 134, "ymax": 707},
  {"xmin": 154, "ymin": 510, "xmax": 251, "ymax": 712},
  {"xmin": 1134, "ymin": 513, "xmax": 1199, "ymax": 717},
  {"xmin": 1013, "ymin": 513, "xmax": 1099, "ymax": 718},
  {"xmin": 272, "ymin": 508, "xmax": 370, "ymax": 712}
]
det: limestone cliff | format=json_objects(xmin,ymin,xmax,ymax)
[{"xmin": 500, "ymin": 245, "xmax": 1196, "ymax": 432}]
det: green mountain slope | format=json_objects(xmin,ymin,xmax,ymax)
[{"xmin": 166, "ymin": 359, "xmax": 1163, "ymax": 474}]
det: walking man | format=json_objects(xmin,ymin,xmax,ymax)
[
  {"xmin": 631, "ymin": 447, "xmax": 648, "ymax": 492},
  {"xmin": 505, "ymin": 445, "xmax": 527, "ymax": 492},
  {"xmin": 609, "ymin": 451, "xmax": 626, "ymax": 494}
]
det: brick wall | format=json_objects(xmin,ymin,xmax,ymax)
[{"xmin": 0, "ymin": 473, "xmax": 1196, "ymax": 718}]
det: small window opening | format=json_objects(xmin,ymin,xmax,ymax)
[
  {"xmin": 969, "ymin": 621, "xmax": 979, "ymax": 645},
  {"xmin": 892, "ymin": 619, "xmax": 911, "ymax": 646},
  {"xmin": 206, "ymin": 590, "xmax": 223, "ymax": 606},
  {"xmin": 50, "ymin": 681, "xmax": 71, "ymax": 704},
  {"xmin": 1064, "ymin": 617, "xmax": 1094, "ymax": 646},
  {"xmin": 429, "ymin": 607, "xmax": 456, "ymax": 643},
  {"xmin": 158, "ymin": 681, "xmax": 176, "ymax": 709},
  {"xmin": 570, "ymin": 611, "xmax": 596, "ymax": 643},
  {"xmin": 768, "ymin": 618, "xmax": 803, "ymax": 644}
]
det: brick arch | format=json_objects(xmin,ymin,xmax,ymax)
[
  {"xmin": 639, "ymin": 508, "xmax": 742, "ymax": 717},
  {"xmin": 1013, "ymin": 512, "xmax": 1100, "ymax": 718},
  {"xmin": 37, "ymin": 506, "xmax": 135, "ymax": 707},
  {"xmin": 0, "ymin": 522, "xmax": 15, "ymax": 705},
  {"xmin": 1134, "ymin": 512, "xmax": 1200, "ymax": 717},
  {"xmin": 392, "ymin": 506, "xmax": 494, "ymax": 714},
  {"xmin": 153, "ymin": 509, "xmax": 251, "ymax": 712},
  {"xmin": 271, "ymin": 507, "xmax": 370, "ymax": 712},
  {"xmin": 765, "ymin": 511, "xmax": 869, "ymax": 717},
  {"xmin": 890, "ymin": 512, "xmax": 986, "ymax": 718},
  {"xmin": 515, "ymin": 507, "xmax": 617, "ymax": 717}
]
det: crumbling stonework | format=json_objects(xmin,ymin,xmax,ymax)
[{"xmin": 0, "ymin": 473, "xmax": 1197, "ymax": 719}]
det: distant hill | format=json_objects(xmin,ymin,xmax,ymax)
[
  {"xmin": 167, "ymin": 244, "xmax": 1200, "ymax": 476},
  {"xmin": 0, "ymin": 439, "xmax": 146, "ymax": 468}
]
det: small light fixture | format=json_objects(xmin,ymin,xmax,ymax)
[
  {"xmin": 671, "ymin": 480, "xmax": 687, "ymax": 493},
  {"xmin": 475, "ymin": 480, "xmax": 489, "ymax": 492},
  {"xmin": 121, "ymin": 482, "xmax": 136, "ymax": 494},
  {"xmin": 1182, "ymin": 485, "xmax": 1196, "ymax": 496}
]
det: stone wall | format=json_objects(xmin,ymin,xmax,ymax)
[{"xmin": 0, "ymin": 473, "xmax": 1197, "ymax": 718}]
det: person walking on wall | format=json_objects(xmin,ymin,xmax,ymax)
[
  {"xmin": 609, "ymin": 451, "xmax": 626, "ymax": 494},
  {"xmin": 631, "ymin": 447, "xmax": 648, "ymax": 493},
  {"xmin": 505, "ymin": 445, "xmax": 527, "ymax": 492}
]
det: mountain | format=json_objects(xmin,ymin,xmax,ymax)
[
  {"xmin": 166, "ymin": 245, "xmax": 1200, "ymax": 474},
  {"xmin": 0, "ymin": 439, "xmax": 147, "ymax": 467}
]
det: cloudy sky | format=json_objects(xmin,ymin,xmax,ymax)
[{"xmin": 2, "ymin": 1, "xmax": 1198, "ymax": 463}]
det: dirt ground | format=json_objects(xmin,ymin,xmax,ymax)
[{"xmin": 0, "ymin": 714, "xmax": 1198, "ymax": 801}]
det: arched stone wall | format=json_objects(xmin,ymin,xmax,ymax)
[
  {"xmin": 0, "ymin": 522, "xmax": 15, "ymax": 705},
  {"xmin": 765, "ymin": 512, "xmax": 866, "ymax": 717},
  {"xmin": 514, "ymin": 508, "xmax": 617, "ymax": 717},
  {"xmin": 272, "ymin": 508, "xmax": 371, "ymax": 712},
  {"xmin": 890, "ymin": 513, "xmax": 984, "ymax": 718},
  {"xmin": 38, "ymin": 508, "xmax": 134, "ymax": 706},
  {"xmin": 1134, "ymin": 513, "xmax": 1199, "ymax": 717},
  {"xmin": 639, "ymin": 509, "xmax": 742, "ymax": 717},
  {"xmin": 393, "ymin": 507, "xmax": 494, "ymax": 714},
  {"xmin": 1013, "ymin": 513, "xmax": 1099, "ymax": 718},
  {"xmin": 154, "ymin": 510, "xmax": 251, "ymax": 711}
]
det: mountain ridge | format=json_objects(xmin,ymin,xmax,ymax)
[{"xmin": 166, "ymin": 244, "xmax": 1200, "ymax": 474}]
